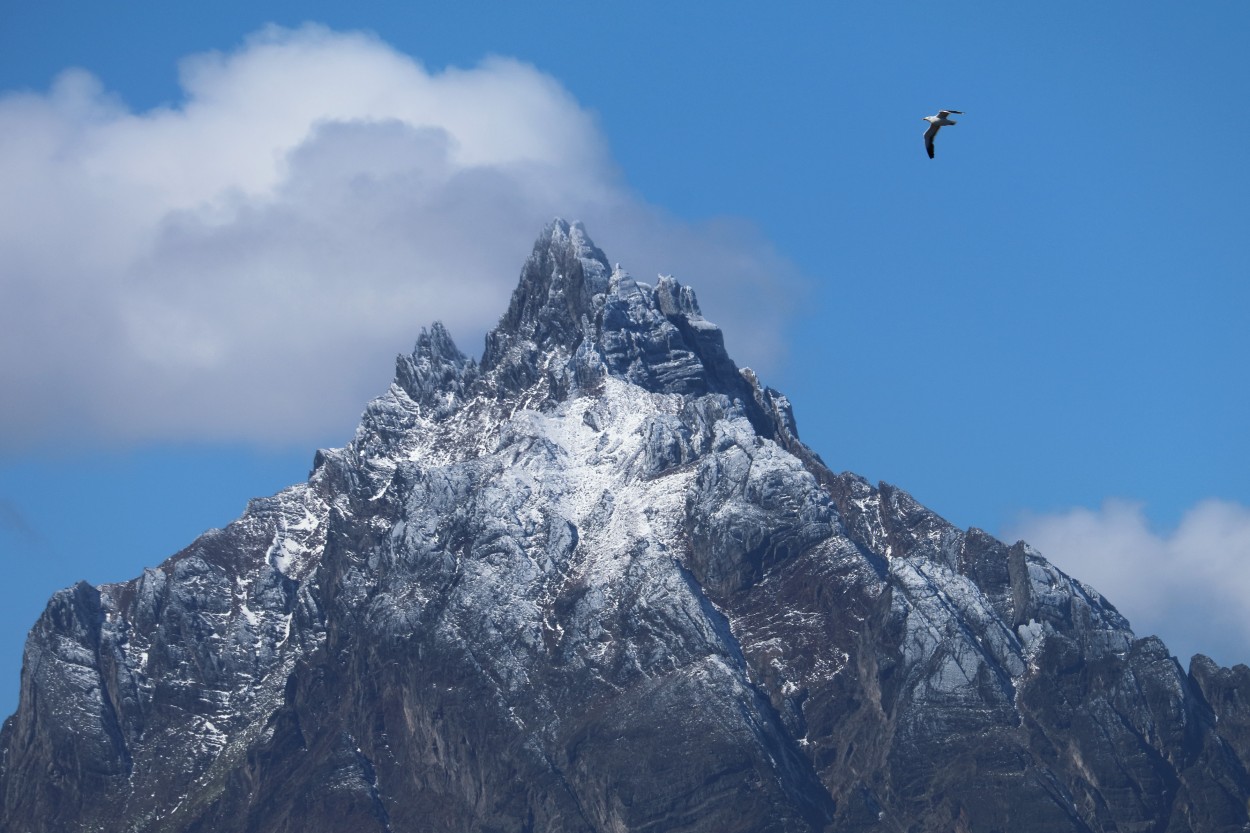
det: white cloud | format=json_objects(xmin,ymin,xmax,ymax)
[
  {"xmin": 1005, "ymin": 499, "xmax": 1250, "ymax": 669},
  {"xmin": 0, "ymin": 24, "xmax": 801, "ymax": 449}
]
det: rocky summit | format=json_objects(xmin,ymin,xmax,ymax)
[{"xmin": 3, "ymin": 220, "xmax": 1250, "ymax": 832}]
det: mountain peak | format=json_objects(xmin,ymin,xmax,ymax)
[
  {"xmin": 482, "ymin": 219, "xmax": 610, "ymax": 371},
  {"xmin": 393, "ymin": 321, "xmax": 476, "ymax": 417},
  {"xmin": 8, "ymin": 220, "xmax": 1250, "ymax": 833},
  {"xmin": 470, "ymin": 221, "xmax": 797, "ymax": 446}
]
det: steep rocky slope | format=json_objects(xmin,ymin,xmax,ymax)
[{"xmin": 3, "ymin": 221, "xmax": 1248, "ymax": 832}]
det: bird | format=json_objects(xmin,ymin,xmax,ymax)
[{"xmin": 922, "ymin": 109, "xmax": 963, "ymax": 158}]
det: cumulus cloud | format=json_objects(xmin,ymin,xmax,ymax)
[
  {"xmin": 1006, "ymin": 499, "xmax": 1250, "ymax": 669},
  {"xmin": 0, "ymin": 24, "xmax": 800, "ymax": 450}
]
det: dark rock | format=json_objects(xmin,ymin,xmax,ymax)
[{"xmin": 5, "ymin": 221, "xmax": 1250, "ymax": 832}]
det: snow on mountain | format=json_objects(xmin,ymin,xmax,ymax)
[{"xmin": 3, "ymin": 220, "xmax": 1249, "ymax": 832}]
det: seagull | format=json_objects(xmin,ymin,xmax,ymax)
[{"xmin": 922, "ymin": 109, "xmax": 963, "ymax": 158}]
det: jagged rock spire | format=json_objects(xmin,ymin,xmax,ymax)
[
  {"xmin": 394, "ymin": 321, "xmax": 476, "ymax": 417},
  {"xmin": 471, "ymin": 220, "xmax": 799, "ymax": 446},
  {"xmin": 482, "ymin": 219, "xmax": 611, "ymax": 371},
  {"xmin": 10, "ymin": 220, "xmax": 1250, "ymax": 833}
]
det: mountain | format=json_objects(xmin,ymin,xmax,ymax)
[{"xmin": 3, "ymin": 220, "xmax": 1249, "ymax": 832}]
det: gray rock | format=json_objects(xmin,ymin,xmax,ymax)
[{"xmin": 4, "ymin": 219, "xmax": 1250, "ymax": 832}]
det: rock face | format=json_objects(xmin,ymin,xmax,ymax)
[{"xmin": 3, "ymin": 220, "xmax": 1250, "ymax": 832}]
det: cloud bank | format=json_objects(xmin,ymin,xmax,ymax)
[
  {"xmin": 1006, "ymin": 499, "xmax": 1250, "ymax": 669},
  {"xmin": 0, "ymin": 25, "xmax": 799, "ymax": 450}
]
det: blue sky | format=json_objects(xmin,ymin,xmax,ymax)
[{"xmin": 1, "ymin": 2, "xmax": 1248, "ymax": 717}]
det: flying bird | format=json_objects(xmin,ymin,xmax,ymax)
[{"xmin": 922, "ymin": 109, "xmax": 963, "ymax": 158}]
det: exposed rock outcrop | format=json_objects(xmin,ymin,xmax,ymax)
[{"xmin": 4, "ymin": 220, "xmax": 1249, "ymax": 832}]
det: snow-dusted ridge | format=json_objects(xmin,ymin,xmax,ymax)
[{"xmin": 4, "ymin": 219, "xmax": 1250, "ymax": 833}]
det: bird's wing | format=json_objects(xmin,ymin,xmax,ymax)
[
  {"xmin": 924, "ymin": 126, "xmax": 937, "ymax": 158},
  {"xmin": 937, "ymin": 109, "xmax": 963, "ymax": 117}
]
